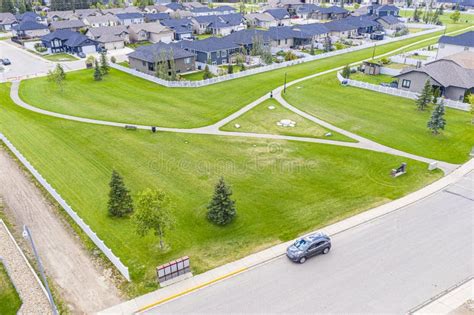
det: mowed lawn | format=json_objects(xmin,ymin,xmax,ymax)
[
  {"xmin": 284, "ymin": 74, "xmax": 474, "ymax": 164},
  {"xmin": 221, "ymin": 99, "xmax": 353, "ymax": 141},
  {"xmin": 0, "ymin": 262, "xmax": 22, "ymax": 315},
  {"xmin": 18, "ymin": 25, "xmax": 469, "ymax": 129},
  {"xmin": 0, "ymin": 84, "xmax": 442, "ymax": 295}
]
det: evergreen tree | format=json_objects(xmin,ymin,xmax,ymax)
[
  {"xmin": 2, "ymin": 0, "xmax": 15, "ymax": 13},
  {"xmin": 427, "ymin": 100, "xmax": 446, "ymax": 135},
  {"xmin": 450, "ymin": 10, "xmax": 460, "ymax": 23},
  {"xmin": 239, "ymin": 1, "xmax": 245, "ymax": 14},
  {"xmin": 432, "ymin": 86, "xmax": 440, "ymax": 104},
  {"xmin": 227, "ymin": 63, "xmax": 233, "ymax": 74},
  {"xmin": 207, "ymin": 177, "xmax": 236, "ymax": 225},
  {"xmin": 93, "ymin": 60, "xmax": 102, "ymax": 81},
  {"xmin": 108, "ymin": 170, "xmax": 134, "ymax": 217},
  {"xmin": 100, "ymin": 52, "xmax": 109, "ymax": 75},
  {"xmin": 168, "ymin": 49, "xmax": 177, "ymax": 81},
  {"xmin": 413, "ymin": 7, "xmax": 421, "ymax": 22},
  {"xmin": 203, "ymin": 64, "xmax": 212, "ymax": 80},
  {"xmin": 18, "ymin": 0, "xmax": 27, "ymax": 13},
  {"xmin": 324, "ymin": 34, "xmax": 332, "ymax": 52},
  {"xmin": 415, "ymin": 80, "xmax": 432, "ymax": 111},
  {"xmin": 342, "ymin": 65, "xmax": 351, "ymax": 79},
  {"xmin": 134, "ymin": 188, "xmax": 173, "ymax": 250},
  {"xmin": 56, "ymin": 63, "xmax": 66, "ymax": 80},
  {"xmin": 309, "ymin": 41, "xmax": 315, "ymax": 55},
  {"xmin": 439, "ymin": 5, "xmax": 444, "ymax": 15}
]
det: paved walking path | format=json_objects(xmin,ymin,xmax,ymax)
[
  {"xmin": 101, "ymin": 159, "xmax": 474, "ymax": 314},
  {"xmin": 0, "ymin": 219, "xmax": 51, "ymax": 314}
]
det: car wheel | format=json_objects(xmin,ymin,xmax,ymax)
[
  {"xmin": 322, "ymin": 247, "xmax": 330, "ymax": 254},
  {"xmin": 299, "ymin": 257, "xmax": 306, "ymax": 264}
]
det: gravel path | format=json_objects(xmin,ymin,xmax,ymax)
[
  {"xmin": 0, "ymin": 149, "xmax": 122, "ymax": 313},
  {"xmin": 0, "ymin": 219, "xmax": 51, "ymax": 314}
]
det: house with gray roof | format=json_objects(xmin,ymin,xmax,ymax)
[
  {"xmin": 41, "ymin": 29, "xmax": 99, "ymax": 54},
  {"xmin": 191, "ymin": 13, "xmax": 245, "ymax": 36},
  {"xmin": 12, "ymin": 20, "xmax": 50, "ymax": 39},
  {"xmin": 160, "ymin": 18, "xmax": 193, "ymax": 40},
  {"xmin": 0, "ymin": 12, "xmax": 17, "ymax": 31},
  {"xmin": 128, "ymin": 22, "xmax": 174, "ymax": 43},
  {"xmin": 367, "ymin": 4, "xmax": 399, "ymax": 17},
  {"xmin": 176, "ymin": 36, "xmax": 240, "ymax": 65},
  {"xmin": 264, "ymin": 8, "xmax": 291, "ymax": 26},
  {"xmin": 116, "ymin": 12, "xmax": 144, "ymax": 25},
  {"xmin": 85, "ymin": 25, "xmax": 129, "ymax": 50},
  {"xmin": 128, "ymin": 42, "xmax": 195, "ymax": 75},
  {"xmin": 244, "ymin": 13, "xmax": 277, "ymax": 29},
  {"xmin": 47, "ymin": 10, "xmax": 77, "ymax": 21},
  {"xmin": 49, "ymin": 19, "xmax": 86, "ymax": 32},
  {"xmin": 394, "ymin": 54, "xmax": 474, "ymax": 101},
  {"xmin": 84, "ymin": 14, "xmax": 120, "ymax": 28},
  {"xmin": 437, "ymin": 31, "xmax": 474, "ymax": 59}
]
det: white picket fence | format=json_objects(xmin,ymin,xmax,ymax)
[
  {"xmin": 380, "ymin": 66, "xmax": 402, "ymax": 76},
  {"xmin": 336, "ymin": 72, "xmax": 471, "ymax": 111},
  {"xmin": 111, "ymin": 25, "xmax": 444, "ymax": 88},
  {"xmin": 0, "ymin": 133, "xmax": 131, "ymax": 281}
]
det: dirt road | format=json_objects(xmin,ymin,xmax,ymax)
[{"xmin": 0, "ymin": 148, "xmax": 122, "ymax": 313}]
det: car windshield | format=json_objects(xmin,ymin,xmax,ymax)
[{"xmin": 294, "ymin": 239, "xmax": 309, "ymax": 250}]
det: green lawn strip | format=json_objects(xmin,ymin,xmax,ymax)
[
  {"xmin": 384, "ymin": 62, "xmax": 408, "ymax": 69},
  {"xmin": 283, "ymin": 74, "xmax": 474, "ymax": 164},
  {"xmin": 0, "ymin": 261, "xmax": 22, "ymax": 315},
  {"xmin": 349, "ymin": 72, "xmax": 395, "ymax": 85},
  {"xmin": 221, "ymin": 99, "xmax": 354, "ymax": 141},
  {"xmin": 43, "ymin": 53, "xmax": 78, "ymax": 62},
  {"xmin": 118, "ymin": 61, "xmax": 130, "ymax": 68},
  {"xmin": 126, "ymin": 41, "xmax": 152, "ymax": 48},
  {"xmin": 181, "ymin": 70, "xmax": 205, "ymax": 81},
  {"xmin": 1, "ymin": 83, "xmax": 442, "ymax": 296},
  {"xmin": 18, "ymin": 24, "xmax": 470, "ymax": 128},
  {"xmin": 400, "ymin": 10, "xmax": 474, "ymax": 25}
]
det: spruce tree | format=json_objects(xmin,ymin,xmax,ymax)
[
  {"xmin": 310, "ymin": 42, "xmax": 315, "ymax": 56},
  {"xmin": 100, "ymin": 52, "xmax": 109, "ymax": 75},
  {"xmin": 427, "ymin": 100, "xmax": 446, "ymax": 135},
  {"xmin": 207, "ymin": 177, "xmax": 236, "ymax": 225},
  {"xmin": 56, "ymin": 63, "xmax": 66, "ymax": 80},
  {"xmin": 227, "ymin": 63, "xmax": 233, "ymax": 74},
  {"xmin": 94, "ymin": 60, "xmax": 102, "ymax": 81},
  {"xmin": 342, "ymin": 65, "xmax": 351, "ymax": 79},
  {"xmin": 203, "ymin": 64, "xmax": 212, "ymax": 80},
  {"xmin": 324, "ymin": 34, "xmax": 332, "ymax": 52},
  {"xmin": 416, "ymin": 80, "xmax": 432, "ymax": 111},
  {"xmin": 108, "ymin": 170, "xmax": 134, "ymax": 217}
]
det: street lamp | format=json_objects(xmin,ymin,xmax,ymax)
[
  {"xmin": 284, "ymin": 72, "xmax": 287, "ymax": 94},
  {"xmin": 22, "ymin": 225, "xmax": 58, "ymax": 315}
]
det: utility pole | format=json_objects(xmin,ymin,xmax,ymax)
[
  {"xmin": 284, "ymin": 72, "xmax": 287, "ymax": 94},
  {"xmin": 372, "ymin": 44, "xmax": 376, "ymax": 60},
  {"xmin": 23, "ymin": 225, "xmax": 58, "ymax": 315}
]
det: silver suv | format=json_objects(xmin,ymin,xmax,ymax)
[{"xmin": 286, "ymin": 232, "xmax": 331, "ymax": 263}]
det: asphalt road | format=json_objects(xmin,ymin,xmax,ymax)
[{"xmin": 146, "ymin": 172, "xmax": 474, "ymax": 314}]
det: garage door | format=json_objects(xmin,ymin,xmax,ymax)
[{"xmin": 82, "ymin": 45, "xmax": 97, "ymax": 54}]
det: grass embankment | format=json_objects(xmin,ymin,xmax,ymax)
[
  {"xmin": 284, "ymin": 74, "xmax": 474, "ymax": 164},
  {"xmin": 0, "ymin": 262, "xmax": 22, "ymax": 315},
  {"xmin": 0, "ymin": 83, "xmax": 442, "ymax": 295},
  {"xmin": 18, "ymin": 24, "xmax": 470, "ymax": 128}
]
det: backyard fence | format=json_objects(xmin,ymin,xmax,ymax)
[
  {"xmin": 336, "ymin": 72, "xmax": 471, "ymax": 112},
  {"xmin": 0, "ymin": 133, "xmax": 131, "ymax": 281},
  {"xmin": 379, "ymin": 67, "xmax": 402, "ymax": 76},
  {"xmin": 111, "ymin": 25, "xmax": 444, "ymax": 88}
]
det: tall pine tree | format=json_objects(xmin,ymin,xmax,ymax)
[
  {"xmin": 93, "ymin": 60, "xmax": 102, "ymax": 81},
  {"xmin": 100, "ymin": 52, "xmax": 109, "ymax": 75},
  {"xmin": 207, "ymin": 177, "xmax": 236, "ymax": 225},
  {"xmin": 108, "ymin": 170, "xmax": 134, "ymax": 217},
  {"xmin": 427, "ymin": 100, "xmax": 446, "ymax": 135},
  {"xmin": 416, "ymin": 79, "xmax": 432, "ymax": 111}
]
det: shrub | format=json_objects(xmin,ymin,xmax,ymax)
[{"xmin": 110, "ymin": 56, "xmax": 116, "ymax": 63}]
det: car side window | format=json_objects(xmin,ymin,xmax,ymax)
[
  {"xmin": 314, "ymin": 241, "xmax": 325, "ymax": 247},
  {"xmin": 308, "ymin": 244, "xmax": 317, "ymax": 250}
]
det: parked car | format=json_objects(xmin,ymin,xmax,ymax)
[
  {"xmin": 286, "ymin": 232, "xmax": 331, "ymax": 263},
  {"xmin": 1, "ymin": 58, "xmax": 11, "ymax": 65},
  {"xmin": 77, "ymin": 52, "xmax": 86, "ymax": 58}
]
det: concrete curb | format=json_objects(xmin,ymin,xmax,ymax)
[{"xmin": 99, "ymin": 159, "xmax": 474, "ymax": 315}]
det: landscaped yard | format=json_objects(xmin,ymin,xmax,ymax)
[
  {"xmin": 18, "ymin": 25, "xmax": 470, "ymax": 129},
  {"xmin": 0, "ymin": 83, "xmax": 443, "ymax": 296},
  {"xmin": 126, "ymin": 41, "xmax": 152, "ymax": 48},
  {"xmin": 349, "ymin": 72, "xmax": 395, "ymax": 85},
  {"xmin": 407, "ymin": 53, "xmax": 429, "ymax": 60},
  {"xmin": 221, "ymin": 99, "xmax": 353, "ymax": 141},
  {"xmin": 0, "ymin": 261, "xmax": 22, "ymax": 315},
  {"xmin": 42, "ymin": 53, "xmax": 78, "ymax": 62},
  {"xmin": 384, "ymin": 62, "xmax": 408, "ymax": 70},
  {"xmin": 284, "ymin": 74, "xmax": 474, "ymax": 164}
]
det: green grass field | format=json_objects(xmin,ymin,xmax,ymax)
[
  {"xmin": 284, "ymin": 74, "xmax": 474, "ymax": 164},
  {"xmin": 0, "ymin": 262, "xmax": 22, "ymax": 315},
  {"xmin": 181, "ymin": 70, "xmax": 205, "ymax": 81},
  {"xmin": 221, "ymin": 99, "xmax": 353, "ymax": 141},
  {"xmin": 18, "ymin": 25, "xmax": 470, "ymax": 129},
  {"xmin": 350, "ymin": 72, "xmax": 395, "ymax": 85},
  {"xmin": 43, "ymin": 53, "xmax": 78, "ymax": 62},
  {"xmin": 0, "ymin": 83, "xmax": 442, "ymax": 295}
]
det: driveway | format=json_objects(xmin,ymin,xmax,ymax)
[{"xmin": 145, "ymin": 172, "xmax": 474, "ymax": 314}]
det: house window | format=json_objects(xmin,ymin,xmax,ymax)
[
  {"xmin": 221, "ymin": 50, "xmax": 227, "ymax": 57},
  {"xmin": 184, "ymin": 57, "xmax": 191, "ymax": 64},
  {"xmin": 401, "ymin": 79, "xmax": 411, "ymax": 88},
  {"xmin": 285, "ymin": 39, "xmax": 287, "ymax": 44},
  {"xmin": 142, "ymin": 61, "xmax": 146, "ymax": 67},
  {"xmin": 148, "ymin": 62, "xmax": 155, "ymax": 71}
]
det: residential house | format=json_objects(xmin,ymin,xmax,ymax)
[
  {"xmin": 86, "ymin": 25, "xmax": 129, "ymax": 50},
  {"xmin": 12, "ymin": 20, "xmax": 50, "ymax": 39},
  {"xmin": 0, "ymin": 13, "xmax": 17, "ymax": 31},
  {"xmin": 49, "ymin": 19, "xmax": 86, "ymax": 32},
  {"xmin": 161, "ymin": 18, "xmax": 193, "ymax": 40},
  {"xmin": 41, "ymin": 29, "xmax": 99, "ymax": 54},
  {"xmin": 267, "ymin": 25, "xmax": 312, "ymax": 48},
  {"xmin": 101, "ymin": 7, "xmax": 142, "ymax": 15},
  {"xmin": 394, "ymin": 53, "xmax": 474, "ymax": 101},
  {"xmin": 128, "ymin": 22, "xmax": 174, "ymax": 43},
  {"xmin": 292, "ymin": 22, "xmax": 329, "ymax": 43},
  {"xmin": 84, "ymin": 15, "xmax": 120, "ymax": 27},
  {"xmin": 295, "ymin": 4, "xmax": 319, "ymax": 19},
  {"xmin": 342, "ymin": 15, "xmax": 381, "ymax": 35},
  {"xmin": 177, "ymin": 36, "xmax": 240, "ymax": 65},
  {"xmin": 312, "ymin": 6, "xmax": 349, "ymax": 20},
  {"xmin": 182, "ymin": 1, "xmax": 207, "ymax": 10},
  {"xmin": 128, "ymin": 42, "xmax": 195, "ymax": 75},
  {"xmin": 74, "ymin": 8, "xmax": 100, "ymax": 19},
  {"xmin": 244, "ymin": 13, "xmax": 278, "ymax": 28},
  {"xmin": 323, "ymin": 19, "xmax": 358, "ymax": 39},
  {"xmin": 165, "ymin": 2, "xmax": 185, "ymax": 12},
  {"xmin": 191, "ymin": 13, "xmax": 245, "ymax": 36},
  {"xmin": 16, "ymin": 12, "xmax": 46, "ymax": 24},
  {"xmin": 144, "ymin": 13, "xmax": 170, "ymax": 23},
  {"xmin": 116, "ymin": 13, "xmax": 144, "ymax": 25},
  {"xmin": 224, "ymin": 28, "xmax": 269, "ymax": 52},
  {"xmin": 143, "ymin": 5, "xmax": 169, "ymax": 13},
  {"xmin": 437, "ymin": 31, "xmax": 474, "ymax": 59},
  {"xmin": 264, "ymin": 8, "xmax": 291, "ymax": 26},
  {"xmin": 436, "ymin": 0, "xmax": 474, "ymax": 9},
  {"xmin": 367, "ymin": 4, "xmax": 399, "ymax": 17},
  {"xmin": 375, "ymin": 15, "xmax": 404, "ymax": 30},
  {"xmin": 47, "ymin": 10, "xmax": 77, "ymax": 21},
  {"xmin": 214, "ymin": 6, "xmax": 238, "ymax": 15}
]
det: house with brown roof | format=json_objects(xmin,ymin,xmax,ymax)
[{"xmin": 128, "ymin": 22, "xmax": 174, "ymax": 43}]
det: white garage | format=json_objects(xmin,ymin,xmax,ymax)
[{"xmin": 81, "ymin": 45, "xmax": 97, "ymax": 54}]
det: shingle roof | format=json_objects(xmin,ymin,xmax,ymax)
[
  {"xmin": 376, "ymin": 15, "xmax": 402, "ymax": 25},
  {"xmin": 264, "ymin": 8, "xmax": 290, "ymax": 20},
  {"xmin": 343, "ymin": 15, "xmax": 380, "ymax": 28},
  {"xmin": 244, "ymin": 13, "xmax": 275, "ymax": 23},
  {"xmin": 317, "ymin": 5, "xmax": 349, "ymax": 14},
  {"xmin": 144, "ymin": 13, "xmax": 170, "ymax": 22},
  {"xmin": 177, "ymin": 36, "xmax": 240, "ymax": 52},
  {"xmin": 13, "ymin": 20, "xmax": 48, "ymax": 31},
  {"xmin": 50, "ymin": 19, "xmax": 86, "ymax": 30},
  {"xmin": 194, "ymin": 13, "xmax": 243, "ymax": 28},
  {"xmin": 128, "ymin": 42, "xmax": 194, "ymax": 62},
  {"xmin": 160, "ymin": 18, "xmax": 192, "ymax": 34},
  {"xmin": 116, "ymin": 13, "xmax": 144, "ymax": 20},
  {"xmin": 85, "ymin": 15, "xmax": 119, "ymax": 24},
  {"xmin": 16, "ymin": 12, "xmax": 42, "ymax": 22},
  {"xmin": 41, "ymin": 29, "xmax": 95, "ymax": 47},
  {"xmin": 224, "ymin": 28, "xmax": 269, "ymax": 45},
  {"xmin": 215, "ymin": 5, "xmax": 236, "ymax": 12},
  {"xmin": 128, "ymin": 22, "xmax": 171, "ymax": 34},
  {"xmin": 324, "ymin": 19, "xmax": 358, "ymax": 32},
  {"xmin": 165, "ymin": 3, "xmax": 184, "ymax": 11},
  {"xmin": 0, "ymin": 13, "xmax": 17, "ymax": 25},
  {"xmin": 267, "ymin": 26, "xmax": 312, "ymax": 40},
  {"xmin": 87, "ymin": 25, "xmax": 128, "ymax": 38},
  {"xmin": 292, "ymin": 23, "xmax": 329, "ymax": 36},
  {"xmin": 439, "ymin": 31, "xmax": 474, "ymax": 48},
  {"xmin": 396, "ymin": 59, "xmax": 474, "ymax": 89}
]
